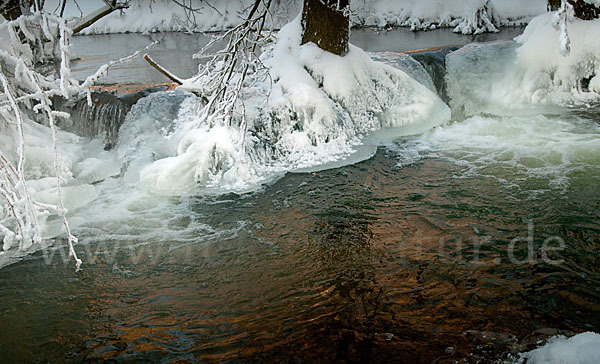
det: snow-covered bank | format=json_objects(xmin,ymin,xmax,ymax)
[
  {"xmin": 43, "ymin": 0, "xmax": 547, "ymax": 35},
  {"xmin": 355, "ymin": 0, "xmax": 547, "ymax": 34},
  {"xmin": 513, "ymin": 332, "xmax": 600, "ymax": 364}
]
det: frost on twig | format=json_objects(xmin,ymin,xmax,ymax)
[
  {"xmin": 187, "ymin": 0, "xmax": 275, "ymax": 131},
  {"xmin": 0, "ymin": 13, "xmax": 83, "ymax": 269},
  {"xmin": 0, "ymin": 12, "xmax": 152, "ymax": 270}
]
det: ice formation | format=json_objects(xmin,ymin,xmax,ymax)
[
  {"xmin": 446, "ymin": 9, "xmax": 600, "ymax": 116},
  {"xmin": 136, "ymin": 17, "xmax": 449, "ymax": 194},
  {"xmin": 0, "ymin": 9, "xmax": 449, "ymax": 264}
]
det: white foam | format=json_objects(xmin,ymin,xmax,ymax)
[{"xmin": 392, "ymin": 113, "xmax": 600, "ymax": 196}]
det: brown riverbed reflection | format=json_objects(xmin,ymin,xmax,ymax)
[{"xmin": 1, "ymin": 148, "xmax": 598, "ymax": 363}]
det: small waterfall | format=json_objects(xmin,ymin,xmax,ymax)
[
  {"xmin": 410, "ymin": 46, "xmax": 460, "ymax": 105},
  {"xmin": 70, "ymin": 92, "xmax": 128, "ymax": 150},
  {"xmin": 54, "ymin": 86, "xmax": 168, "ymax": 150}
]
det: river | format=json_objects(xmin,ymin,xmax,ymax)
[{"xmin": 0, "ymin": 27, "xmax": 598, "ymax": 363}]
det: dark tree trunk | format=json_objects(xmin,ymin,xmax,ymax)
[
  {"xmin": 569, "ymin": 0, "xmax": 600, "ymax": 20},
  {"xmin": 0, "ymin": 0, "xmax": 23, "ymax": 20},
  {"xmin": 548, "ymin": 0, "xmax": 600, "ymax": 20},
  {"xmin": 548, "ymin": 0, "xmax": 561, "ymax": 11},
  {"xmin": 301, "ymin": 0, "xmax": 350, "ymax": 56}
]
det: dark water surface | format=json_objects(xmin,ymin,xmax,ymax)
[{"xmin": 0, "ymin": 145, "xmax": 598, "ymax": 363}]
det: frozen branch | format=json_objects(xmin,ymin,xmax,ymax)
[
  {"xmin": 0, "ymin": 12, "xmax": 152, "ymax": 270},
  {"xmin": 189, "ymin": 0, "xmax": 274, "ymax": 130},
  {"xmin": 71, "ymin": 1, "xmax": 130, "ymax": 34}
]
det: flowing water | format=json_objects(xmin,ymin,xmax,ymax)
[{"xmin": 0, "ymin": 29, "xmax": 599, "ymax": 363}]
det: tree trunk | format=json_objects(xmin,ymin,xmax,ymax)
[
  {"xmin": 569, "ymin": 0, "xmax": 600, "ymax": 20},
  {"xmin": 548, "ymin": 0, "xmax": 561, "ymax": 11},
  {"xmin": 301, "ymin": 0, "xmax": 350, "ymax": 56},
  {"xmin": 548, "ymin": 0, "xmax": 600, "ymax": 20},
  {"xmin": 0, "ymin": 0, "xmax": 23, "ymax": 20}
]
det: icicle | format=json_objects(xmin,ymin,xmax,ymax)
[
  {"xmin": 59, "ymin": 20, "xmax": 74, "ymax": 98},
  {"xmin": 553, "ymin": 0, "xmax": 574, "ymax": 57}
]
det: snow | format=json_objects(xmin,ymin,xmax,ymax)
[
  {"xmin": 515, "ymin": 11, "xmax": 600, "ymax": 104},
  {"xmin": 446, "ymin": 10, "xmax": 600, "ymax": 115},
  {"xmin": 513, "ymin": 332, "xmax": 600, "ymax": 364},
  {"xmin": 43, "ymin": 0, "xmax": 547, "ymax": 35},
  {"xmin": 131, "ymin": 16, "xmax": 448, "ymax": 194},
  {"xmin": 356, "ymin": 0, "xmax": 547, "ymax": 34}
]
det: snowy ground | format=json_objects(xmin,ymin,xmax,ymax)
[{"xmin": 42, "ymin": 0, "xmax": 548, "ymax": 35}]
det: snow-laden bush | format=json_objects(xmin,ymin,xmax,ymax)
[{"xmin": 0, "ymin": 13, "xmax": 83, "ymax": 268}]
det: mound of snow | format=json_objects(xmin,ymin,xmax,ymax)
[
  {"xmin": 514, "ymin": 332, "xmax": 600, "ymax": 364},
  {"xmin": 133, "ymin": 17, "xmax": 449, "ymax": 195},
  {"xmin": 514, "ymin": 11, "xmax": 600, "ymax": 103},
  {"xmin": 446, "ymin": 11, "xmax": 600, "ymax": 116}
]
